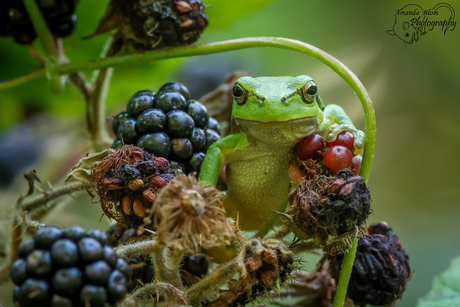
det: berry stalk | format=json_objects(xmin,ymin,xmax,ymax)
[
  {"xmin": 22, "ymin": 0, "xmax": 57, "ymax": 58},
  {"xmin": 22, "ymin": 0, "xmax": 63, "ymax": 94}
]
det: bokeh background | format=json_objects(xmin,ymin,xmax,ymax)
[{"xmin": 1, "ymin": 0, "xmax": 460, "ymax": 306}]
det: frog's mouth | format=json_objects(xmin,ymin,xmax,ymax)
[{"xmin": 233, "ymin": 116, "xmax": 319, "ymax": 144}]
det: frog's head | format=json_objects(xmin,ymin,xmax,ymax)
[{"xmin": 231, "ymin": 75, "xmax": 323, "ymax": 123}]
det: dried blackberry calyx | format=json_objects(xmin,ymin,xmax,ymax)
[{"xmin": 290, "ymin": 169, "xmax": 371, "ymax": 255}]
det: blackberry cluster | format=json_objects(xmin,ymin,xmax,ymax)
[
  {"xmin": 115, "ymin": 0, "xmax": 208, "ymax": 51},
  {"xmin": 0, "ymin": 0, "xmax": 78, "ymax": 45},
  {"xmin": 330, "ymin": 222, "xmax": 411, "ymax": 306},
  {"xmin": 112, "ymin": 82, "xmax": 221, "ymax": 176},
  {"xmin": 10, "ymin": 226, "xmax": 132, "ymax": 307}
]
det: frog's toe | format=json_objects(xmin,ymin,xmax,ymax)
[{"xmin": 327, "ymin": 124, "xmax": 364, "ymax": 153}]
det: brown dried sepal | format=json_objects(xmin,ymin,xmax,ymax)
[
  {"xmin": 284, "ymin": 259, "xmax": 353, "ymax": 307},
  {"xmin": 122, "ymin": 195, "xmax": 132, "ymax": 215},
  {"xmin": 175, "ymin": 1, "xmax": 192, "ymax": 13},
  {"xmin": 128, "ymin": 178, "xmax": 144, "ymax": 191},
  {"xmin": 132, "ymin": 199, "xmax": 146, "ymax": 217},
  {"xmin": 142, "ymin": 188, "xmax": 156, "ymax": 203},
  {"xmin": 152, "ymin": 174, "xmax": 233, "ymax": 252},
  {"xmin": 205, "ymin": 239, "xmax": 295, "ymax": 307}
]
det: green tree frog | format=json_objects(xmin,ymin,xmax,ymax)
[{"xmin": 199, "ymin": 75, "xmax": 363, "ymax": 230}]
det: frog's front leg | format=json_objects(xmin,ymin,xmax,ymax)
[
  {"xmin": 319, "ymin": 104, "xmax": 364, "ymax": 153},
  {"xmin": 199, "ymin": 133, "xmax": 248, "ymax": 186}
]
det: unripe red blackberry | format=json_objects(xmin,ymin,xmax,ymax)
[
  {"xmin": 10, "ymin": 226, "xmax": 132, "ymax": 307},
  {"xmin": 330, "ymin": 222, "xmax": 411, "ymax": 306}
]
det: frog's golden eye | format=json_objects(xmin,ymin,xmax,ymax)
[
  {"xmin": 301, "ymin": 80, "xmax": 317, "ymax": 104},
  {"xmin": 232, "ymin": 84, "xmax": 248, "ymax": 106}
]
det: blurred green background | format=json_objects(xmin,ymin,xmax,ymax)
[{"xmin": 1, "ymin": 0, "xmax": 460, "ymax": 306}]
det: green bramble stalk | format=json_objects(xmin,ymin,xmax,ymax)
[
  {"xmin": 23, "ymin": 0, "xmax": 64, "ymax": 94},
  {"xmin": 0, "ymin": 37, "xmax": 376, "ymax": 306}
]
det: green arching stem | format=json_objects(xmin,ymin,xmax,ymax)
[
  {"xmin": 0, "ymin": 69, "xmax": 46, "ymax": 91},
  {"xmin": 22, "ymin": 0, "xmax": 57, "ymax": 58},
  {"xmin": 0, "ymin": 37, "xmax": 376, "ymax": 306}
]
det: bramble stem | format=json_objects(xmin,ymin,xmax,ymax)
[
  {"xmin": 0, "ymin": 69, "xmax": 46, "ymax": 91},
  {"xmin": 22, "ymin": 0, "xmax": 56, "ymax": 58},
  {"xmin": 115, "ymin": 239, "xmax": 158, "ymax": 260},
  {"xmin": 332, "ymin": 237, "xmax": 359, "ymax": 307},
  {"xmin": 122, "ymin": 282, "xmax": 187, "ymax": 306},
  {"xmin": 21, "ymin": 181, "xmax": 92, "ymax": 213},
  {"xmin": 150, "ymin": 246, "xmax": 184, "ymax": 290}
]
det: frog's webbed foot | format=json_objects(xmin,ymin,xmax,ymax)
[{"xmin": 326, "ymin": 123, "xmax": 364, "ymax": 154}]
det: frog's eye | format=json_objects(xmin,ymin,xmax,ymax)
[
  {"xmin": 301, "ymin": 81, "xmax": 317, "ymax": 104},
  {"xmin": 232, "ymin": 84, "xmax": 248, "ymax": 106}
]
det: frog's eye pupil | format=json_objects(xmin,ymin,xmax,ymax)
[
  {"xmin": 301, "ymin": 81, "xmax": 317, "ymax": 104},
  {"xmin": 233, "ymin": 84, "xmax": 248, "ymax": 105},
  {"xmin": 233, "ymin": 85, "xmax": 244, "ymax": 97},
  {"xmin": 306, "ymin": 84, "xmax": 317, "ymax": 96}
]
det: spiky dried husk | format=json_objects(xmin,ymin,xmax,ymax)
[
  {"xmin": 92, "ymin": 145, "xmax": 175, "ymax": 230},
  {"xmin": 153, "ymin": 174, "xmax": 233, "ymax": 252},
  {"xmin": 204, "ymin": 239, "xmax": 296, "ymax": 307},
  {"xmin": 290, "ymin": 169, "xmax": 371, "ymax": 255},
  {"xmin": 329, "ymin": 222, "xmax": 411, "ymax": 307}
]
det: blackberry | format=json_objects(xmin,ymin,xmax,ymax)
[
  {"xmin": 117, "ymin": 118, "xmax": 138, "ymax": 144},
  {"xmin": 127, "ymin": 91, "xmax": 156, "ymax": 117},
  {"xmin": 187, "ymin": 100, "xmax": 209, "ymax": 128},
  {"xmin": 330, "ymin": 222, "xmax": 411, "ymax": 306},
  {"xmin": 167, "ymin": 110, "xmax": 195, "ymax": 138},
  {"xmin": 136, "ymin": 109, "xmax": 166, "ymax": 134},
  {"xmin": 190, "ymin": 128, "xmax": 206, "ymax": 152},
  {"xmin": 171, "ymin": 138, "xmax": 193, "ymax": 162},
  {"xmin": 111, "ymin": 81, "xmax": 222, "ymax": 176},
  {"xmin": 1, "ymin": 0, "xmax": 79, "ymax": 45},
  {"xmin": 159, "ymin": 82, "xmax": 191, "ymax": 101},
  {"xmin": 10, "ymin": 225, "xmax": 132, "ymax": 307},
  {"xmin": 158, "ymin": 91, "xmax": 188, "ymax": 113},
  {"xmin": 137, "ymin": 132, "xmax": 171, "ymax": 158}
]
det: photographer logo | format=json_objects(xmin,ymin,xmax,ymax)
[{"xmin": 387, "ymin": 3, "xmax": 456, "ymax": 46}]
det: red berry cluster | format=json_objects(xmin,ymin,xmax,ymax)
[{"xmin": 295, "ymin": 132, "xmax": 361, "ymax": 175}]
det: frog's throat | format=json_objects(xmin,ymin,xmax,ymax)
[{"xmin": 233, "ymin": 116, "xmax": 319, "ymax": 146}]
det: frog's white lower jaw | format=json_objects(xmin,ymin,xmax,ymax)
[{"xmin": 233, "ymin": 116, "xmax": 319, "ymax": 145}]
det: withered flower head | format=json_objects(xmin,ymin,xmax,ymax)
[
  {"xmin": 203, "ymin": 238, "xmax": 296, "ymax": 307},
  {"xmin": 153, "ymin": 174, "xmax": 233, "ymax": 252},
  {"xmin": 289, "ymin": 169, "xmax": 371, "ymax": 255},
  {"xmin": 92, "ymin": 145, "xmax": 175, "ymax": 230}
]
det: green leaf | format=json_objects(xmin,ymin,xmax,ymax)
[
  {"xmin": 417, "ymin": 255, "xmax": 460, "ymax": 307},
  {"xmin": 205, "ymin": 0, "xmax": 279, "ymax": 30}
]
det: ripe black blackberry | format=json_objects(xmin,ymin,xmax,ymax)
[
  {"xmin": 10, "ymin": 225, "xmax": 132, "ymax": 307},
  {"xmin": 112, "ymin": 82, "xmax": 221, "ymax": 176},
  {"xmin": 0, "ymin": 0, "xmax": 79, "ymax": 45},
  {"xmin": 329, "ymin": 222, "xmax": 411, "ymax": 306}
]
